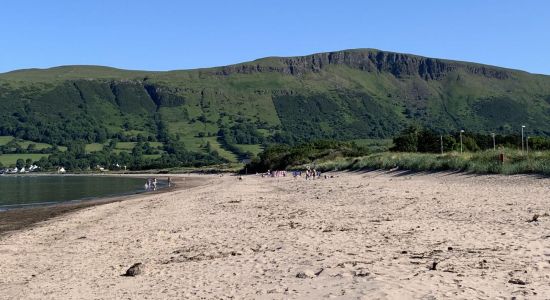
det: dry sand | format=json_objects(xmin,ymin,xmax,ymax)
[{"xmin": 0, "ymin": 171, "xmax": 549, "ymax": 299}]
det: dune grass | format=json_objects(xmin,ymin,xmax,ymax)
[{"xmin": 309, "ymin": 150, "xmax": 550, "ymax": 176}]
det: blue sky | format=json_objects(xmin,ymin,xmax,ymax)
[{"xmin": 1, "ymin": 0, "xmax": 549, "ymax": 74}]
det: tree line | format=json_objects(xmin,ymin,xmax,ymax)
[{"xmin": 391, "ymin": 126, "xmax": 550, "ymax": 153}]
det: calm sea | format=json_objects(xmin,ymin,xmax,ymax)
[{"xmin": 0, "ymin": 175, "xmax": 160, "ymax": 210}]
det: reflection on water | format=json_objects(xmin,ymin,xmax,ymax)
[{"xmin": 0, "ymin": 176, "xmax": 164, "ymax": 209}]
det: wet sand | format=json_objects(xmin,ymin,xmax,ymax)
[{"xmin": 0, "ymin": 171, "xmax": 549, "ymax": 299}]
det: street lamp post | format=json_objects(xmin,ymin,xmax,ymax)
[
  {"xmin": 460, "ymin": 130, "xmax": 465, "ymax": 153},
  {"xmin": 491, "ymin": 133, "xmax": 496, "ymax": 151},
  {"xmin": 521, "ymin": 125, "xmax": 526, "ymax": 153}
]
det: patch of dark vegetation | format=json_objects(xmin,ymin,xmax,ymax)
[
  {"xmin": 474, "ymin": 97, "xmax": 528, "ymax": 124},
  {"xmin": 245, "ymin": 140, "xmax": 369, "ymax": 173},
  {"xmin": 144, "ymin": 84, "xmax": 186, "ymax": 107},
  {"xmin": 273, "ymin": 90, "xmax": 404, "ymax": 142}
]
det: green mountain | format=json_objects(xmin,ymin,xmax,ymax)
[{"xmin": 1, "ymin": 48, "xmax": 550, "ymax": 161}]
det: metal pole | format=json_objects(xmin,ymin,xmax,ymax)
[
  {"xmin": 460, "ymin": 130, "xmax": 464, "ymax": 153},
  {"xmin": 492, "ymin": 133, "xmax": 496, "ymax": 151},
  {"xmin": 526, "ymin": 137, "xmax": 529, "ymax": 155},
  {"xmin": 440, "ymin": 135, "xmax": 443, "ymax": 154},
  {"xmin": 521, "ymin": 126, "xmax": 525, "ymax": 153}
]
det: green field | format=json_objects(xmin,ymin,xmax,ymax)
[
  {"xmin": 204, "ymin": 137, "xmax": 238, "ymax": 162},
  {"xmin": 112, "ymin": 149, "xmax": 131, "ymax": 154},
  {"xmin": 85, "ymin": 143, "xmax": 105, "ymax": 153},
  {"xmin": 18, "ymin": 141, "xmax": 53, "ymax": 150},
  {"xmin": 0, "ymin": 154, "xmax": 49, "ymax": 166},
  {"xmin": 234, "ymin": 144, "xmax": 263, "ymax": 156},
  {"xmin": 0, "ymin": 136, "xmax": 14, "ymax": 145},
  {"xmin": 1, "ymin": 136, "xmax": 66, "ymax": 151},
  {"xmin": 0, "ymin": 136, "xmax": 52, "ymax": 150},
  {"xmin": 115, "ymin": 142, "xmax": 137, "ymax": 150}
]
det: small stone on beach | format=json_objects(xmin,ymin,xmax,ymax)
[
  {"xmin": 124, "ymin": 263, "xmax": 143, "ymax": 276},
  {"xmin": 296, "ymin": 270, "xmax": 316, "ymax": 279},
  {"xmin": 528, "ymin": 214, "xmax": 539, "ymax": 223},
  {"xmin": 353, "ymin": 268, "xmax": 369, "ymax": 277},
  {"xmin": 508, "ymin": 278, "xmax": 527, "ymax": 285}
]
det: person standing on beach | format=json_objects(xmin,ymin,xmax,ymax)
[{"xmin": 167, "ymin": 177, "xmax": 172, "ymax": 187}]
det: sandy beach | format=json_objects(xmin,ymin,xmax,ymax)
[{"xmin": 0, "ymin": 171, "xmax": 549, "ymax": 299}]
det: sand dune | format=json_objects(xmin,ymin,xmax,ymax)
[{"xmin": 1, "ymin": 172, "xmax": 549, "ymax": 299}]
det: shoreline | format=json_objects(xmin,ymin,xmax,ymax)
[{"xmin": 0, "ymin": 175, "xmax": 206, "ymax": 237}]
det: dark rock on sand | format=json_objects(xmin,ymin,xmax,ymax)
[
  {"xmin": 124, "ymin": 263, "xmax": 144, "ymax": 276},
  {"xmin": 528, "ymin": 214, "xmax": 539, "ymax": 223},
  {"xmin": 508, "ymin": 278, "xmax": 527, "ymax": 285},
  {"xmin": 353, "ymin": 268, "xmax": 369, "ymax": 277}
]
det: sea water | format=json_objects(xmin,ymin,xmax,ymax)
[{"xmin": 0, "ymin": 175, "xmax": 161, "ymax": 210}]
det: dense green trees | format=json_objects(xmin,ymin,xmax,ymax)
[
  {"xmin": 15, "ymin": 159, "xmax": 25, "ymax": 169},
  {"xmin": 217, "ymin": 123, "xmax": 265, "ymax": 159},
  {"xmin": 28, "ymin": 142, "xmax": 225, "ymax": 172},
  {"xmin": 218, "ymin": 123, "xmax": 264, "ymax": 145},
  {"xmin": 0, "ymin": 114, "xmax": 111, "ymax": 146}
]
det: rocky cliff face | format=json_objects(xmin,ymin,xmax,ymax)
[{"xmin": 216, "ymin": 49, "xmax": 511, "ymax": 80}]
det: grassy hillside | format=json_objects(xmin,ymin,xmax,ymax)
[{"xmin": 1, "ymin": 48, "xmax": 550, "ymax": 164}]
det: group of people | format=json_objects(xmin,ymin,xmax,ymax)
[
  {"xmin": 261, "ymin": 168, "xmax": 325, "ymax": 180},
  {"xmin": 262, "ymin": 170, "xmax": 287, "ymax": 177},
  {"xmin": 145, "ymin": 178, "xmax": 158, "ymax": 191},
  {"xmin": 145, "ymin": 177, "xmax": 172, "ymax": 191},
  {"xmin": 304, "ymin": 168, "xmax": 323, "ymax": 180}
]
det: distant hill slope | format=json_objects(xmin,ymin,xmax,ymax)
[{"xmin": 1, "ymin": 48, "xmax": 550, "ymax": 157}]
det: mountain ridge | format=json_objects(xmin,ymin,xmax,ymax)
[
  {"xmin": 1, "ymin": 48, "xmax": 550, "ymax": 162},
  {"xmin": 1, "ymin": 48, "xmax": 547, "ymax": 79}
]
